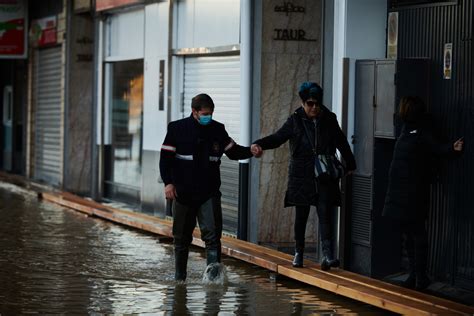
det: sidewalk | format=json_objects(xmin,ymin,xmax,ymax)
[{"xmin": 1, "ymin": 171, "xmax": 474, "ymax": 315}]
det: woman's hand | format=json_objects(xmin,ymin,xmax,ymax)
[
  {"xmin": 453, "ymin": 137, "xmax": 464, "ymax": 152},
  {"xmin": 251, "ymin": 144, "xmax": 263, "ymax": 158},
  {"xmin": 165, "ymin": 184, "xmax": 178, "ymax": 200}
]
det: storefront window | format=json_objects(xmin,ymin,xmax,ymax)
[{"xmin": 104, "ymin": 60, "xmax": 143, "ymax": 203}]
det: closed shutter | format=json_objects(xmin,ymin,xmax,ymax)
[
  {"xmin": 34, "ymin": 47, "xmax": 62, "ymax": 185},
  {"xmin": 182, "ymin": 55, "xmax": 241, "ymax": 234}
]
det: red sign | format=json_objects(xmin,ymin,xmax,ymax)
[
  {"xmin": 96, "ymin": 0, "xmax": 143, "ymax": 12},
  {"xmin": 30, "ymin": 16, "xmax": 57, "ymax": 48},
  {"xmin": 0, "ymin": 0, "xmax": 27, "ymax": 58}
]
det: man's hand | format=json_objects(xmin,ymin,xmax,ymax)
[
  {"xmin": 251, "ymin": 144, "xmax": 263, "ymax": 158},
  {"xmin": 165, "ymin": 184, "xmax": 178, "ymax": 200}
]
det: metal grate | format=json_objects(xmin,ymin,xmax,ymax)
[
  {"xmin": 182, "ymin": 55, "xmax": 241, "ymax": 235},
  {"xmin": 351, "ymin": 175, "xmax": 373, "ymax": 246},
  {"xmin": 34, "ymin": 47, "xmax": 62, "ymax": 186},
  {"xmin": 397, "ymin": 0, "xmax": 474, "ymax": 289}
]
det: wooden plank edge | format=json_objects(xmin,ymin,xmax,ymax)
[
  {"xmin": 278, "ymin": 266, "xmax": 454, "ymax": 315},
  {"xmin": 321, "ymin": 268, "xmax": 474, "ymax": 315}
]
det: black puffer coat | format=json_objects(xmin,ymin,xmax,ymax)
[
  {"xmin": 382, "ymin": 118, "xmax": 456, "ymax": 222},
  {"xmin": 254, "ymin": 106, "xmax": 356, "ymax": 207}
]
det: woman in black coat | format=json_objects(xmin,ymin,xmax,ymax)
[
  {"xmin": 383, "ymin": 96, "xmax": 463, "ymax": 290},
  {"xmin": 251, "ymin": 82, "xmax": 356, "ymax": 270}
]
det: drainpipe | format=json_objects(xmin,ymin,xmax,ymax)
[{"xmin": 238, "ymin": 0, "xmax": 252, "ymax": 241}]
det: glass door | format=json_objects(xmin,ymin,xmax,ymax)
[{"xmin": 104, "ymin": 60, "xmax": 144, "ymax": 204}]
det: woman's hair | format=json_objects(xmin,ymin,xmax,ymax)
[
  {"xmin": 298, "ymin": 82, "xmax": 323, "ymax": 103},
  {"xmin": 398, "ymin": 96, "xmax": 426, "ymax": 123}
]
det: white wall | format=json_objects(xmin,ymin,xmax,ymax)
[
  {"xmin": 106, "ymin": 9, "xmax": 145, "ymax": 61},
  {"xmin": 143, "ymin": 2, "xmax": 169, "ymax": 151},
  {"xmin": 176, "ymin": 0, "xmax": 240, "ymax": 48},
  {"xmin": 332, "ymin": 0, "xmax": 386, "ymax": 141}
]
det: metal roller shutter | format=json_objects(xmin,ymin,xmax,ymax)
[
  {"xmin": 182, "ymin": 55, "xmax": 241, "ymax": 234},
  {"xmin": 34, "ymin": 47, "xmax": 62, "ymax": 185}
]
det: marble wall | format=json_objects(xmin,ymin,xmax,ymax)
[
  {"xmin": 64, "ymin": 13, "xmax": 94, "ymax": 195},
  {"xmin": 256, "ymin": 0, "xmax": 322, "ymax": 244}
]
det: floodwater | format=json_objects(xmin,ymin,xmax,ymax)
[{"xmin": 0, "ymin": 185, "xmax": 394, "ymax": 315}]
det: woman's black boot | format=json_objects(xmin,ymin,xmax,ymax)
[
  {"xmin": 321, "ymin": 240, "xmax": 340, "ymax": 271},
  {"xmin": 292, "ymin": 241, "xmax": 305, "ymax": 267}
]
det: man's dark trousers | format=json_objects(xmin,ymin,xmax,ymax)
[{"xmin": 172, "ymin": 194, "xmax": 223, "ymax": 280}]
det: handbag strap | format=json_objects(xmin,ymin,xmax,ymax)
[{"xmin": 300, "ymin": 115, "xmax": 318, "ymax": 156}]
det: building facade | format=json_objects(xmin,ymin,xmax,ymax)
[{"xmin": 1, "ymin": 0, "xmax": 472, "ymax": 290}]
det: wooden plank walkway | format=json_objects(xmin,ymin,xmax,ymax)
[{"xmin": 40, "ymin": 191, "xmax": 474, "ymax": 315}]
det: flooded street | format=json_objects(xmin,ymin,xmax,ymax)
[{"xmin": 0, "ymin": 185, "xmax": 392, "ymax": 315}]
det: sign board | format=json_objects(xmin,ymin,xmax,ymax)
[
  {"xmin": 96, "ymin": 0, "xmax": 143, "ymax": 12},
  {"xmin": 387, "ymin": 12, "xmax": 398, "ymax": 59},
  {"xmin": 74, "ymin": 0, "xmax": 91, "ymax": 12},
  {"xmin": 30, "ymin": 16, "xmax": 57, "ymax": 48},
  {"xmin": 443, "ymin": 43, "xmax": 452, "ymax": 80},
  {"xmin": 0, "ymin": 0, "xmax": 27, "ymax": 58}
]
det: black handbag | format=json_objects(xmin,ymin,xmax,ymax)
[
  {"xmin": 302, "ymin": 117, "xmax": 345, "ymax": 180},
  {"xmin": 314, "ymin": 154, "xmax": 345, "ymax": 179}
]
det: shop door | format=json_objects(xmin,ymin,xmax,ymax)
[
  {"xmin": 34, "ymin": 47, "xmax": 62, "ymax": 185},
  {"xmin": 104, "ymin": 60, "xmax": 144, "ymax": 204},
  {"xmin": 182, "ymin": 55, "xmax": 241, "ymax": 234},
  {"xmin": 2, "ymin": 85, "xmax": 12, "ymax": 171}
]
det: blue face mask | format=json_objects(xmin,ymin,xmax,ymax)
[{"xmin": 199, "ymin": 114, "xmax": 212, "ymax": 125}]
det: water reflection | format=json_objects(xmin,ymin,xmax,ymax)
[{"xmin": 0, "ymin": 187, "xmax": 393, "ymax": 315}]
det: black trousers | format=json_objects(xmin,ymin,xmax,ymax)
[
  {"xmin": 294, "ymin": 183, "xmax": 332, "ymax": 243},
  {"xmin": 401, "ymin": 220, "xmax": 428, "ymax": 275},
  {"xmin": 172, "ymin": 194, "xmax": 223, "ymax": 253}
]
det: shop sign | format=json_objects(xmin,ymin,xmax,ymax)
[
  {"xmin": 96, "ymin": 0, "xmax": 143, "ymax": 12},
  {"xmin": 443, "ymin": 43, "xmax": 452, "ymax": 80},
  {"xmin": 30, "ymin": 16, "xmax": 57, "ymax": 48},
  {"xmin": 0, "ymin": 0, "xmax": 27, "ymax": 58},
  {"xmin": 273, "ymin": 1, "xmax": 316, "ymax": 42}
]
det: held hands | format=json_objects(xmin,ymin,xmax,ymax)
[
  {"xmin": 453, "ymin": 137, "xmax": 464, "ymax": 152},
  {"xmin": 164, "ymin": 184, "xmax": 178, "ymax": 200},
  {"xmin": 251, "ymin": 144, "xmax": 263, "ymax": 158}
]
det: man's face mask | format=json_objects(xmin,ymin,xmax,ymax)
[
  {"xmin": 194, "ymin": 107, "xmax": 213, "ymax": 125},
  {"xmin": 198, "ymin": 114, "xmax": 212, "ymax": 125}
]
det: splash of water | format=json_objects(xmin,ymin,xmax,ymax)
[{"xmin": 202, "ymin": 263, "xmax": 227, "ymax": 284}]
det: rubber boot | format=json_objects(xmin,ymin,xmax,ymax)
[
  {"xmin": 292, "ymin": 241, "xmax": 305, "ymax": 268},
  {"xmin": 321, "ymin": 239, "xmax": 340, "ymax": 271},
  {"xmin": 175, "ymin": 248, "xmax": 189, "ymax": 281},
  {"xmin": 206, "ymin": 249, "xmax": 221, "ymax": 281}
]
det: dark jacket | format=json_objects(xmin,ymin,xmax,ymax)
[
  {"xmin": 254, "ymin": 106, "xmax": 356, "ymax": 207},
  {"xmin": 383, "ymin": 118, "xmax": 457, "ymax": 221},
  {"xmin": 160, "ymin": 115, "xmax": 252, "ymax": 205}
]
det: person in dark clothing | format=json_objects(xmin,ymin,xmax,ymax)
[
  {"xmin": 251, "ymin": 82, "xmax": 356, "ymax": 270},
  {"xmin": 160, "ymin": 93, "xmax": 253, "ymax": 281},
  {"xmin": 383, "ymin": 96, "xmax": 464, "ymax": 290}
]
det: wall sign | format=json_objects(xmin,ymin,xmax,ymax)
[
  {"xmin": 443, "ymin": 43, "xmax": 452, "ymax": 80},
  {"xmin": 159, "ymin": 59, "xmax": 164, "ymax": 111},
  {"xmin": 30, "ymin": 16, "xmax": 57, "ymax": 48},
  {"xmin": 387, "ymin": 12, "xmax": 398, "ymax": 59},
  {"xmin": 96, "ymin": 0, "xmax": 143, "ymax": 12},
  {"xmin": 274, "ymin": 2, "xmax": 305, "ymax": 15},
  {"xmin": 273, "ymin": 1, "xmax": 316, "ymax": 42},
  {"xmin": 0, "ymin": 0, "xmax": 27, "ymax": 58}
]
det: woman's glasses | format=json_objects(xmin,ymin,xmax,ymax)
[{"xmin": 305, "ymin": 101, "xmax": 319, "ymax": 108}]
